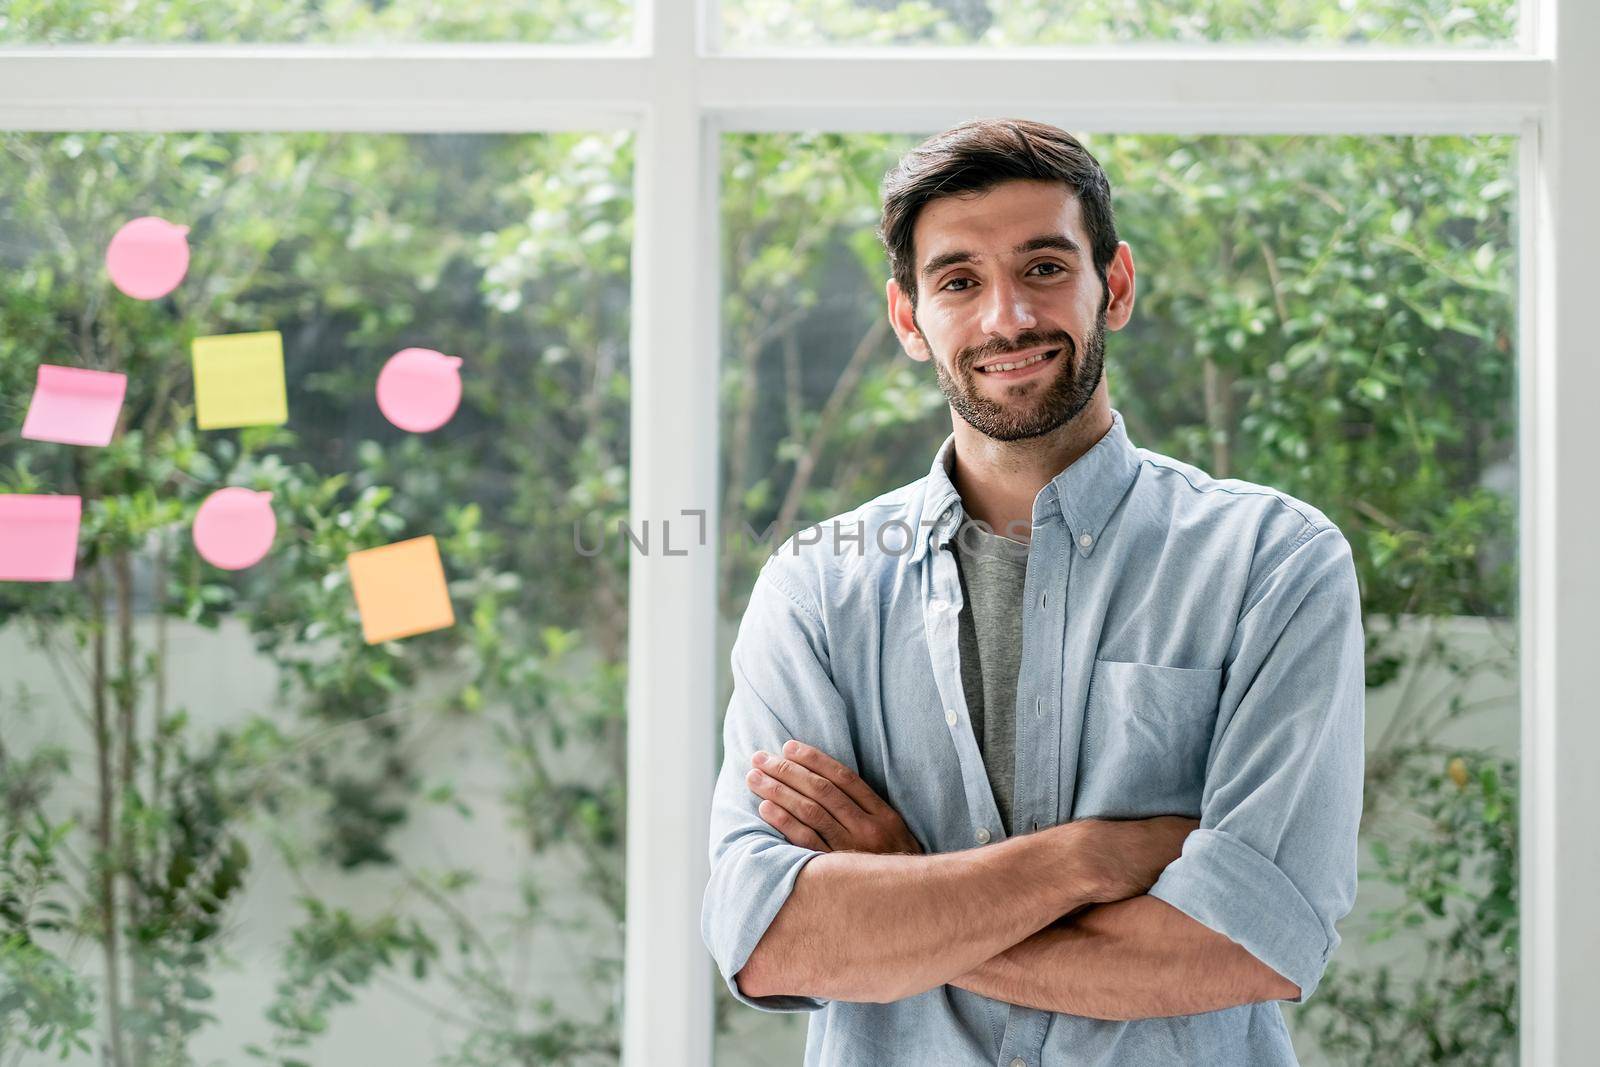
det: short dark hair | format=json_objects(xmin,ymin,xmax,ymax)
[{"xmin": 876, "ymin": 118, "xmax": 1119, "ymax": 313}]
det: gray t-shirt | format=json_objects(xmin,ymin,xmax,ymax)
[{"xmin": 952, "ymin": 519, "xmax": 1030, "ymax": 837}]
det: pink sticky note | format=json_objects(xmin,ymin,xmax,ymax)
[
  {"xmin": 106, "ymin": 216, "xmax": 191, "ymax": 300},
  {"xmin": 20, "ymin": 364, "xmax": 128, "ymax": 447},
  {"xmin": 192, "ymin": 487, "xmax": 276, "ymax": 570},
  {"xmin": 0, "ymin": 494, "xmax": 82, "ymax": 582},
  {"xmin": 376, "ymin": 348, "xmax": 463, "ymax": 433}
]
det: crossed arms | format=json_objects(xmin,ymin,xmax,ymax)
[
  {"xmin": 702, "ymin": 526, "xmax": 1364, "ymax": 1018},
  {"xmin": 734, "ymin": 743, "xmax": 1297, "ymax": 1016}
]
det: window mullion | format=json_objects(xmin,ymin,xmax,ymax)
[
  {"xmin": 1522, "ymin": 2, "xmax": 1598, "ymax": 1063},
  {"xmin": 623, "ymin": 4, "xmax": 718, "ymax": 1067}
]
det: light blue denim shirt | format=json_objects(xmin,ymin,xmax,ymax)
[{"xmin": 702, "ymin": 407, "xmax": 1365, "ymax": 1066}]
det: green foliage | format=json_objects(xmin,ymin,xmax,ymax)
[
  {"xmin": 718, "ymin": 131, "xmax": 1516, "ymax": 621},
  {"xmin": 716, "ymin": 128, "xmax": 1518, "ymax": 1063},
  {"xmin": 247, "ymin": 899, "xmax": 439, "ymax": 1066},
  {"xmin": 0, "ymin": 816, "xmax": 95, "ymax": 1060},
  {"xmin": 724, "ymin": 0, "xmax": 1517, "ymax": 47},
  {"xmin": 0, "ymin": 0, "xmax": 631, "ymax": 44},
  {"xmin": 1, "ymin": 127, "xmax": 631, "ymax": 1064},
  {"xmin": 1104, "ymin": 133, "xmax": 1517, "ymax": 625},
  {"xmin": 1296, "ymin": 750, "xmax": 1518, "ymax": 1064}
]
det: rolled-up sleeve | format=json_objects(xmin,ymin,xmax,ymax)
[
  {"xmin": 1148, "ymin": 523, "xmax": 1365, "ymax": 1003},
  {"xmin": 701, "ymin": 557, "xmax": 854, "ymax": 1013}
]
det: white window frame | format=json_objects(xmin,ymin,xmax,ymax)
[{"xmin": 0, "ymin": 2, "xmax": 1592, "ymax": 1064}]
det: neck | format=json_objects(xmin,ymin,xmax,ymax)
[{"xmin": 948, "ymin": 399, "xmax": 1114, "ymax": 544}]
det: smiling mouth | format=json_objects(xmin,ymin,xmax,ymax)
[{"xmin": 975, "ymin": 348, "xmax": 1060, "ymax": 375}]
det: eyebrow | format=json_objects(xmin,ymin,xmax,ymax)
[{"xmin": 920, "ymin": 232, "xmax": 1084, "ymax": 283}]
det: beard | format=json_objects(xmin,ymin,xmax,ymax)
[{"xmin": 926, "ymin": 301, "xmax": 1107, "ymax": 443}]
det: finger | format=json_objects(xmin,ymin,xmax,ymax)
[
  {"xmin": 756, "ymin": 799, "xmax": 830, "ymax": 851},
  {"xmin": 746, "ymin": 767, "xmax": 848, "ymax": 846},
  {"xmin": 778, "ymin": 740, "xmax": 889, "ymax": 817},
  {"xmin": 754, "ymin": 750, "xmax": 867, "ymax": 838}
]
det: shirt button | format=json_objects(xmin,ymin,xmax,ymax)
[
  {"xmin": 1010, "ymin": 1059, "xmax": 1027, "ymax": 1067},
  {"xmin": 1078, "ymin": 532, "xmax": 1093, "ymax": 548},
  {"xmin": 945, "ymin": 708, "xmax": 958, "ymax": 726},
  {"xmin": 975, "ymin": 827, "xmax": 991, "ymax": 844},
  {"xmin": 929, "ymin": 598, "xmax": 947, "ymax": 613}
]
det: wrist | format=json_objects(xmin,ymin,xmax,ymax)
[{"xmin": 1047, "ymin": 820, "xmax": 1106, "ymax": 912}]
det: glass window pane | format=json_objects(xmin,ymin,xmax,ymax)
[
  {"xmin": 0, "ymin": 1, "xmax": 632, "ymax": 45},
  {"xmin": 0, "ymin": 129, "xmax": 632, "ymax": 1062},
  {"xmin": 713, "ymin": 129, "xmax": 1518, "ymax": 1064},
  {"xmin": 722, "ymin": 1, "xmax": 1518, "ymax": 49}
]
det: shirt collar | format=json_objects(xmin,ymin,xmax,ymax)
[{"xmin": 908, "ymin": 407, "xmax": 1142, "ymax": 564}]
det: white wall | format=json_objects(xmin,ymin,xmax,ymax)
[{"xmin": 1, "ymin": 616, "xmax": 621, "ymax": 1066}]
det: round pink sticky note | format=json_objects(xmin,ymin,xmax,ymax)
[
  {"xmin": 192, "ymin": 488, "xmax": 276, "ymax": 571},
  {"xmin": 376, "ymin": 348, "xmax": 463, "ymax": 433},
  {"xmin": 106, "ymin": 216, "xmax": 191, "ymax": 300}
]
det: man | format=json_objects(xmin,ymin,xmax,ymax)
[{"xmin": 700, "ymin": 117, "xmax": 1365, "ymax": 1066}]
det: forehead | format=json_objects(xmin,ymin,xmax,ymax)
[{"xmin": 913, "ymin": 179, "xmax": 1087, "ymax": 268}]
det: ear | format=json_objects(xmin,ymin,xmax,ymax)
[
  {"xmin": 1104, "ymin": 241, "xmax": 1136, "ymax": 331},
  {"xmin": 887, "ymin": 277, "xmax": 932, "ymax": 363}
]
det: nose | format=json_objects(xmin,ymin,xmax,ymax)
[{"xmin": 976, "ymin": 273, "xmax": 1039, "ymax": 339}]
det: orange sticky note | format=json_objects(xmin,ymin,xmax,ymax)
[{"xmin": 345, "ymin": 534, "xmax": 454, "ymax": 644}]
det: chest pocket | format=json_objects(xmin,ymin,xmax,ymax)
[{"xmin": 1073, "ymin": 658, "xmax": 1222, "ymax": 819}]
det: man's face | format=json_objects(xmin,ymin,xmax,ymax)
[{"xmin": 890, "ymin": 179, "xmax": 1130, "ymax": 442}]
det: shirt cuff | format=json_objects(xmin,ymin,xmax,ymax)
[
  {"xmin": 702, "ymin": 835, "xmax": 829, "ymax": 1014},
  {"xmin": 1146, "ymin": 828, "xmax": 1332, "ymax": 1003}
]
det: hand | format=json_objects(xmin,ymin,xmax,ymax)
[
  {"xmin": 746, "ymin": 739, "xmax": 924, "ymax": 854},
  {"xmin": 1072, "ymin": 815, "xmax": 1199, "ymax": 903}
]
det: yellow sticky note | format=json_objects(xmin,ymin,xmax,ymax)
[
  {"xmin": 346, "ymin": 534, "xmax": 455, "ymax": 644},
  {"xmin": 191, "ymin": 330, "xmax": 288, "ymax": 430}
]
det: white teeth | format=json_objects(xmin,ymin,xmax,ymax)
[{"xmin": 979, "ymin": 349, "xmax": 1056, "ymax": 373}]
